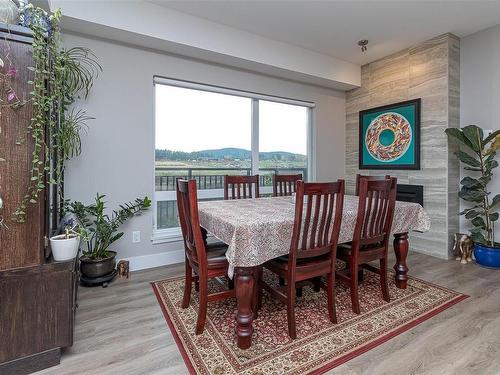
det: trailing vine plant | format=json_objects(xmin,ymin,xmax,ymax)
[
  {"xmin": 10, "ymin": 5, "xmax": 101, "ymax": 222},
  {"xmin": 1, "ymin": 24, "xmax": 27, "ymax": 231}
]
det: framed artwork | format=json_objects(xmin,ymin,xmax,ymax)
[{"xmin": 359, "ymin": 98, "xmax": 421, "ymax": 170}]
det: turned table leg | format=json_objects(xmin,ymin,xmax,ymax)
[
  {"xmin": 393, "ymin": 232, "xmax": 409, "ymax": 289},
  {"xmin": 235, "ymin": 267, "xmax": 255, "ymax": 349}
]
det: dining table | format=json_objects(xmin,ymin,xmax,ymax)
[{"xmin": 198, "ymin": 195, "xmax": 431, "ymax": 350}]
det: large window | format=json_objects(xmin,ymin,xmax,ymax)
[
  {"xmin": 258, "ymin": 100, "xmax": 309, "ymax": 194},
  {"xmin": 154, "ymin": 78, "xmax": 313, "ymax": 239}
]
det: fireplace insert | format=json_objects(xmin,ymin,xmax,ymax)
[{"xmin": 396, "ymin": 184, "xmax": 424, "ymax": 206}]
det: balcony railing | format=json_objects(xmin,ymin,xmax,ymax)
[
  {"xmin": 155, "ymin": 167, "xmax": 307, "ymax": 230},
  {"xmin": 155, "ymin": 167, "xmax": 307, "ymax": 191}
]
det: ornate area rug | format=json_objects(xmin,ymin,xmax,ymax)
[{"xmin": 152, "ymin": 269, "xmax": 467, "ymax": 375}]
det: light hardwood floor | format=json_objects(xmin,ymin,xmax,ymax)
[{"xmin": 35, "ymin": 252, "xmax": 500, "ymax": 375}]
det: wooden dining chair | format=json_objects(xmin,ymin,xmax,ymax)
[
  {"xmin": 224, "ymin": 175, "xmax": 260, "ymax": 199},
  {"xmin": 355, "ymin": 174, "xmax": 393, "ymax": 196},
  {"xmin": 176, "ymin": 179, "xmax": 235, "ymax": 334},
  {"xmin": 260, "ymin": 180, "xmax": 345, "ymax": 339},
  {"xmin": 337, "ymin": 177, "xmax": 396, "ymax": 314},
  {"xmin": 176, "ymin": 177, "xmax": 229, "ymax": 261},
  {"xmin": 272, "ymin": 174, "xmax": 302, "ymax": 197},
  {"xmin": 273, "ymin": 173, "xmax": 303, "ymax": 288}
]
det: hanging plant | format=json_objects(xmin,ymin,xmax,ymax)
[
  {"xmin": 0, "ymin": 16, "xmax": 31, "ymax": 230},
  {"xmin": 11, "ymin": 4, "xmax": 101, "ymax": 222}
]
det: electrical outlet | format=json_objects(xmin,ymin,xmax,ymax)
[{"xmin": 132, "ymin": 231, "xmax": 141, "ymax": 243}]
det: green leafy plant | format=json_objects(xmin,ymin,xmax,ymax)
[
  {"xmin": 12, "ymin": 5, "xmax": 101, "ymax": 222},
  {"xmin": 445, "ymin": 125, "xmax": 500, "ymax": 246},
  {"xmin": 65, "ymin": 194, "xmax": 151, "ymax": 260}
]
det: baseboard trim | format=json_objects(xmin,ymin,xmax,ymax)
[
  {"xmin": 410, "ymin": 247, "xmax": 452, "ymax": 260},
  {"xmin": 122, "ymin": 249, "xmax": 185, "ymax": 272},
  {"xmin": 0, "ymin": 348, "xmax": 61, "ymax": 375},
  {"xmin": 125, "ymin": 245, "xmax": 449, "ymax": 272}
]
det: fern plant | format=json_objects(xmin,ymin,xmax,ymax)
[{"xmin": 445, "ymin": 125, "xmax": 500, "ymax": 246}]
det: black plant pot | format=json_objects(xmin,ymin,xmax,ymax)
[{"xmin": 80, "ymin": 251, "xmax": 117, "ymax": 278}]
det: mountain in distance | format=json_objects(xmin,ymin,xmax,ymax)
[{"xmin": 155, "ymin": 147, "xmax": 305, "ymax": 161}]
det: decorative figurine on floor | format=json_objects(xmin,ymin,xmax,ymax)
[
  {"xmin": 453, "ymin": 233, "xmax": 473, "ymax": 264},
  {"xmin": 117, "ymin": 260, "xmax": 130, "ymax": 279}
]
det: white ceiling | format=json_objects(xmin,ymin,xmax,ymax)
[{"xmin": 150, "ymin": 0, "xmax": 500, "ymax": 65}]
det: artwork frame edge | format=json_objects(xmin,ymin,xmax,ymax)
[{"xmin": 358, "ymin": 98, "xmax": 421, "ymax": 170}]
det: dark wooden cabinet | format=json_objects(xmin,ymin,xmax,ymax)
[
  {"xmin": 0, "ymin": 24, "xmax": 76, "ymax": 375},
  {"xmin": 0, "ymin": 260, "xmax": 78, "ymax": 374}
]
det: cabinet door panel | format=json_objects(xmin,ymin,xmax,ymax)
[{"xmin": 0, "ymin": 266, "xmax": 73, "ymax": 363}]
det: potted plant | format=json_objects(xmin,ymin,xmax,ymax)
[
  {"xmin": 65, "ymin": 193, "xmax": 151, "ymax": 278},
  {"xmin": 50, "ymin": 218, "xmax": 81, "ymax": 261},
  {"xmin": 445, "ymin": 125, "xmax": 500, "ymax": 267}
]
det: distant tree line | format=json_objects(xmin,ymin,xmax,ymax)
[
  {"xmin": 155, "ymin": 148, "xmax": 306, "ymax": 162},
  {"xmin": 155, "ymin": 149, "xmax": 192, "ymax": 160}
]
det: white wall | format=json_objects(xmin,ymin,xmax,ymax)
[
  {"xmin": 460, "ymin": 24, "xmax": 500, "ymax": 233},
  {"xmin": 63, "ymin": 33, "xmax": 346, "ymax": 269}
]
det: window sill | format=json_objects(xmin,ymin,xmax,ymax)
[
  {"xmin": 151, "ymin": 228, "xmax": 218, "ymax": 245},
  {"xmin": 151, "ymin": 228, "xmax": 183, "ymax": 245}
]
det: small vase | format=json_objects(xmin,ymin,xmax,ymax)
[
  {"xmin": 50, "ymin": 234, "xmax": 80, "ymax": 261},
  {"xmin": 0, "ymin": 0, "xmax": 19, "ymax": 25},
  {"xmin": 474, "ymin": 242, "xmax": 500, "ymax": 269}
]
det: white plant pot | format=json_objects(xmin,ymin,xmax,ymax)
[{"xmin": 50, "ymin": 234, "xmax": 80, "ymax": 261}]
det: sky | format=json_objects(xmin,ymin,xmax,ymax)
[{"xmin": 155, "ymin": 84, "xmax": 308, "ymax": 155}]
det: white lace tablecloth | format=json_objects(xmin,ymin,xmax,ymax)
[{"xmin": 198, "ymin": 195, "xmax": 430, "ymax": 275}]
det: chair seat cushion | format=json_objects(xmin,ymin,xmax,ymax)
[
  {"xmin": 206, "ymin": 241, "xmax": 228, "ymax": 252},
  {"xmin": 337, "ymin": 242, "xmax": 385, "ymax": 262},
  {"xmin": 266, "ymin": 254, "xmax": 331, "ymax": 272},
  {"xmin": 338, "ymin": 241, "xmax": 384, "ymax": 253},
  {"xmin": 186, "ymin": 242, "xmax": 228, "ymax": 270},
  {"xmin": 337, "ymin": 243, "xmax": 352, "ymax": 257},
  {"xmin": 206, "ymin": 246, "xmax": 229, "ymax": 269}
]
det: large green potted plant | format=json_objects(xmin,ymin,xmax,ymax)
[
  {"xmin": 445, "ymin": 125, "xmax": 500, "ymax": 267},
  {"xmin": 65, "ymin": 194, "xmax": 151, "ymax": 278}
]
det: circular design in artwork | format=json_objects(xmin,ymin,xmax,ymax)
[{"xmin": 365, "ymin": 112, "xmax": 412, "ymax": 162}]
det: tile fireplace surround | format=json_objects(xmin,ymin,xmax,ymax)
[{"xmin": 345, "ymin": 33, "xmax": 460, "ymax": 259}]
